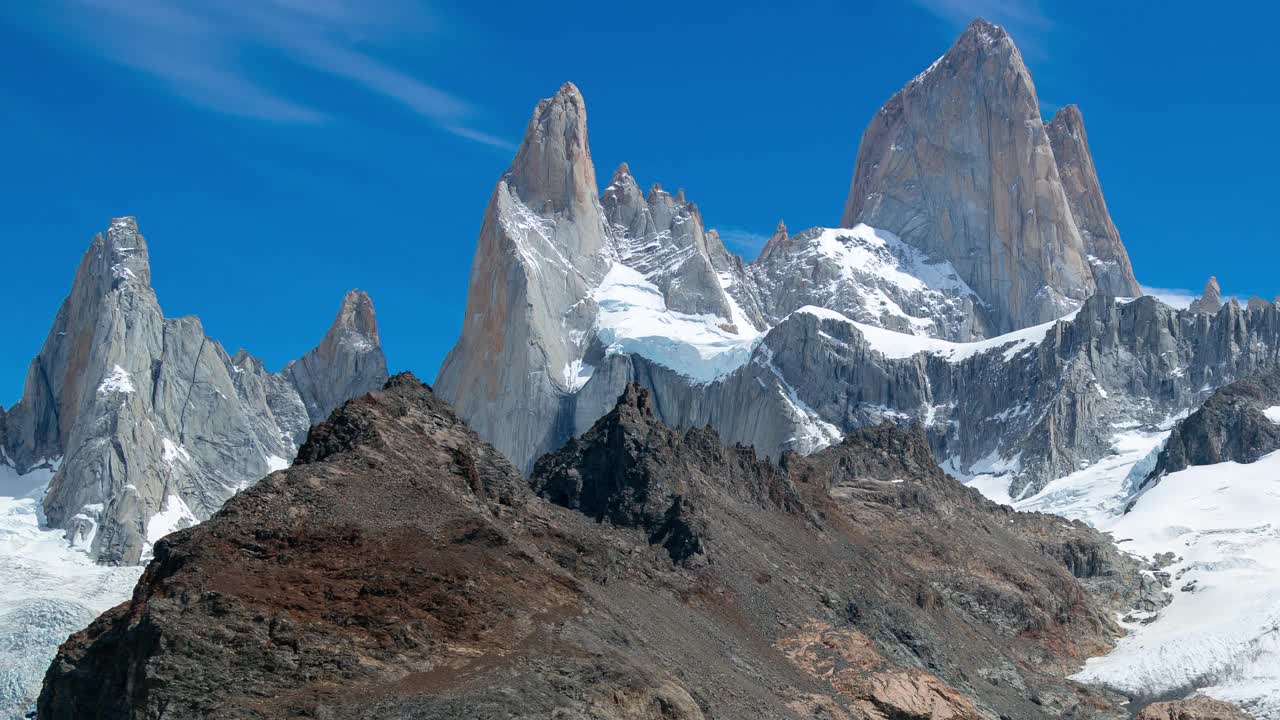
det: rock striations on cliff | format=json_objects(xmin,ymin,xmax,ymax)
[
  {"xmin": 1045, "ymin": 104, "xmax": 1141, "ymax": 298},
  {"xmin": 39, "ymin": 378, "xmax": 1155, "ymax": 719},
  {"xmin": 841, "ymin": 19, "xmax": 1139, "ymax": 333},
  {"xmin": 435, "ymin": 82, "xmax": 613, "ymax": 477},
  {"xmin": 0, "ymin": 218, "xmax": 388, "ymax": 565}
]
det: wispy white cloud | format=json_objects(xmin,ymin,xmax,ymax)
[
  {"xmin": 910, "ymin": 0, "xmax": 1052, "ymax": 59},
  {"xmin": 717, "ymin": 228, "xmax": 772, "ymax": 258},
  {"xmin": 1140, "ymin": 283, "xmax": 1247, "ymax": 310},
  {"xmin": 1139, "ymin": 284, "xmax": 1199, "ymax": 310},
  {"xmin": 9, "ymin": 0, "xmax": 513, "ymax": 149}
]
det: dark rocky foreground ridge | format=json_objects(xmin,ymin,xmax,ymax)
[{"xmin": 39, "ymin": 375, "xmax": 1172, "ymax": 719}]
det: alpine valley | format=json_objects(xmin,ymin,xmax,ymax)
[{"xmin": 8, "ymin": 16, "xmax": 1280, "ymax": 720}]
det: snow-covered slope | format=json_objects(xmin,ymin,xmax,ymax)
[
  {"xmin": 1073, "ymin": 452, "xmax": 1280, "ymax": 718},
  {"xmin": 0, "ymin": 463, "xmax": 140, "ymax": 717},
  {"xmin": 953, "ymin": 409, "xmax": 1279, "ymax": 718},
  {"xmin": 593, "ymin": 263, "xmax": 761, "ymax": 384}
]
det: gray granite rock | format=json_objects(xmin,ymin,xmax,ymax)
[
  {"xmin": 1189, "ymin": 276, "xmax": 1223, "ymax": 314},
  {"xmin": 3, "ymin": 218, "xmax": 388, "ymax": 564},
  {"xmin": 435, "ymin": 82, "xmax": 612, "ymax": 475},
  {"xmin": 435, "ymin": 29, "xmax": 1273, "ymax": 508},
  {"xmin": 1046, "ymin": 104, "xmax": 1142, "ymax": 297},
  {"xmin": 567, "ymin": 295, "xmax": 1280, "ymax": 500},
  {"xmin": 285, "ymin": 289, "xmax": 387, "ymax": 425},
  {"xmin": 841, "ymin": 18, "xmax": 1096, "ymax": 334}
]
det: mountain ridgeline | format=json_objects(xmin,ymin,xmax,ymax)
[
  {"xmin": 0, "ymin": 218, "xmax": 388, "ymax": 564},
  {"xmin": 433, "ymin": 18, "xmax": 1276, "ymax": 509},
  {"xmin": 38, "ymin": 376, "xmax": 1160, "ymax": 719}
]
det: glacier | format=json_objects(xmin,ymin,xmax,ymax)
[{"xmin": 0, "ymin": 463, "xmax": 141, "ymax": 717}]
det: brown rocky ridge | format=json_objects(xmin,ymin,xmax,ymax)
[{"xmin": 40, "ymin": 375, "xmax": 1170, "ymax": 718}]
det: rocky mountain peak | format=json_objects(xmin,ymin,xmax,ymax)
[
  {"xmin": 757, "ymin": 220, "xmax": 790, "ymax": 261},
  {"xmin": 1046, "ymin": 105, "xmax": 1142, "ymax": 297},
  {"xmin": 1, "ymin": 217, "xmax": 161, "ymax": 470},
  {"xmin": 613, "ymin": 382, "xmax": 656, "ymax": 420},
  {"xmin": 608, "ymin": 161, "xmax": 635, "ymax": 192},
  {"xmin": 435, "ymin": 82, "xmax": 612, "ymax": 474},
  {"xmin": 959, "ymin": 17, "xmax": 1009, "ymax": 45},
  {"xmin": 325, "ymin": 289, "xmax": 380, "ymax": 351},
  {"xmin": 100, "ymin": 216, "xmax": 151, "ymax": 289},
  {"xmin": 1190, "ymin": 276, "xmax": 1223, "ymax": 313},
  {"xmin": 506, "ymin": 81, "xmax": 596, "ymax": 219},
  {"xmin": 285, "ymin": 289, "xmax": 388, "ymax": 425},
  {"xmin": 843, "ymin": 20, "xmax": 1097, "ymax": 334},
  {"xmin": 0, "ymin": 218, "xmax": 391, "ymax": 568}
]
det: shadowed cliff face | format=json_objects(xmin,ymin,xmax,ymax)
[
  {"xmin": 41, "ymin": 379, "xmax": 1155, "ymax": 719},
  {"xmin": 1142, "ymin": 367, "xmax": 1280, "ymax": 492}
]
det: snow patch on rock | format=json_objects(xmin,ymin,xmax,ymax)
[
  {"xmin": 593, "ymin": 263, "xmax": 761, "ymax": 383},
  {"xmin": 795, "ymin": 305, "xmax": 1078, "ymax": 362},
  {"xmin": 96, "ymin": 364, "xmax": 135, "ymax": 396},
  {"xmin": 145, "ymin": 493, "xmax": 198, "ymax": 548}
]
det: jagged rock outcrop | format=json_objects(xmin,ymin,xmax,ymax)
[
  {"xmin": 748, "ymin": 224, "xmax": 986, "ymax": 340},
  {"xmin": 1, "ymin": 218, "xmax": 388, "ymax": 564},
  {"xmin": 1045, "ymin": 104, "xmax": 1141, "ymax": 297},
  {"xmin": 841, "ymin": 18, "xmax": 1097, "ymax": 334},
  {"xmin": 602, "ymin": 165, "xmax": 764, "ymax": 330},
  {"xmin": 1190, "ymin": 276, "xmax": 1224, "ymax": 314},
  {"xmin": 437, "ymin": 84, "xmax": 770, "ymax": 474},
  {"xmin": 39, "ymin": 379, "xmax": 1150, "ymax": 719},
  {"xmin": 285, "ymin": 289, "xmax": 388, "ymax": 424},
  {"xmin": 435, "ymin": 82, "xmax": 612, "ymax": 475},
  {"xmin": 576, "ymin": 293, "xmax": 1280, "ymax": 499},
  {"xmin": 1141, "ymin": 368, "xmax": 1280, "ymax": 489}
]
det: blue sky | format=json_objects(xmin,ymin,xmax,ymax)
[{"xmin": 4, "ymin": 1, "xmax": 1278, "ymax": 404}]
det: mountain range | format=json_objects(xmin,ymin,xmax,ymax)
[{"xmin": 3, "ymin": 16, "xmax": 1278, "ymax": 720}]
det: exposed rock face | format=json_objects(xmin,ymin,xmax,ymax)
[
  {"xmin": 1045, "ymin": 104, "xmax": 1142, "ymax": 297},
  {"xmin": 435, "ymin": 82, "xmax": 612, "ymax": 475},
  {"xmin": 285, "ymin": 289, "xmax": 388, "ymax": 424},
  {"xmin": 39, "ymin": 379, "xmax": 1149, "ymax": 719},
  {"xmin": 841, "ymin": 18, "xmax": 1096, "ymax": 333},
  {"xmin": 1, "ymin": 218, "xmax": 387, "ymax": 564},
  {"xmin": 578, "ymin": 294, "xmax": 1280, "ymax": 499},
  {"xmin": 1142, "ymin": 368, "xmax": 1280, "ymax": 489},
  {"xmin": 1190, "ymin": 276, "xmax": 1224, "ymax": 314},
  {"xmin": 1137, "ymin": 695, "xmax": 1254, "ymax": 720}
]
